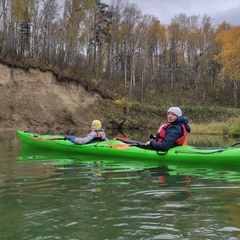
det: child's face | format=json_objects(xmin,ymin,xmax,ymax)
[{"xmin": 91, "ymin": 123, "xmax": 97, "ymax": 131}]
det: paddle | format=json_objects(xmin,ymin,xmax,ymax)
[
  {"xmin": 108, "ymin": 143, "xmax": 147, "ymax": 150},
  {"xmin": 109, "ymin": 140, "xmax": 188, "ymax": 152},
  {"xmin": 31, "ymin": 135, "xmax": 146, "ymax": 149},
  {"xmin": 108, "ymin": 143, "xmax": 131, "ymax": 150},
  {"xmin": 31, "ymin": 136, "xmax": 66, "ymax": 141}
]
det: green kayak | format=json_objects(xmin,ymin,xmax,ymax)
[{"xmin": 17, "ymin": 130, "xmax": 240, "ymax": 165}]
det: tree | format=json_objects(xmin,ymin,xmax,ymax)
[
  {"xmin": 8, "ymin": 0, "xmax": 36, "ymax": 55},
  {"xmin": 214, "ymin": 27, "xmax": 240, "ymax": 107}
]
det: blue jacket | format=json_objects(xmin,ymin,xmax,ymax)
[{"xmin": 150, "ymin": 116, "xmax": 191, "ymax": 151}]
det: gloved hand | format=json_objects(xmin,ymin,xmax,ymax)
[
  {"xmin": 65, "ymin": 135, "xmax": 75, "ymax": 142},
  {"xmin": 149, "ymin": 133, "xmax": 155, "ymax": 139}
]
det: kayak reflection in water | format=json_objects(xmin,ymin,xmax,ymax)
[{"xmin": 65, "ymin": 120, "xmax": 108, "ymax": 144}]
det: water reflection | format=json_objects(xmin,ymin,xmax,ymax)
[{"xmin": 16, "ymin": 145, "xmax": 240, "ymax": 185}]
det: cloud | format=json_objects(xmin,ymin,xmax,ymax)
[
  {"xmin": 212, "ymin": 5, "xmax": 240, "ymax": 26},
  {"xmin": 102, "ymin": 0, "xmax": 240, "ymax": 26}
]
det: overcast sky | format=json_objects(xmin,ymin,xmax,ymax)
[{"xmin": 102, "ymin": 0, "xmax": 240, "ymax": 26}]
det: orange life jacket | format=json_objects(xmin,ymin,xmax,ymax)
[
  {"xmin": 93, "ymin": 130, "xmax": 104, "ymax": 141},
  {"xmin": 156, "ymin": 122, "xmax": 187, "ymax": 146}
]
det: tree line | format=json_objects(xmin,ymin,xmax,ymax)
[{"xmin": 0, "ymin": 0, "xmax": 239, "ymax": 107}]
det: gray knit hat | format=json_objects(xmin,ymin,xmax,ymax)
[{"xmin": 167, "ymin": 107, "xmax": 182, "ymax": 117}]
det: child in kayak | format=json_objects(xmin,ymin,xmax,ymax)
[
  {"xmin": 65, "ymin": 120, "xmax": 108, "ymax": 144},
  {"xmin": 145, "ymin": 107, "xmax": 191, "ymax": 151}
]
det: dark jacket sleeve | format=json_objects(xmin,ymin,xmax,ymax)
[{"xmin": 150, "ymin": 125, "xmax": 182, "ymax": 151}]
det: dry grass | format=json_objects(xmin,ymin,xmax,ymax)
[{"xmin": 190, "ymin": 117, "xmax": 240, "ymax": 136}]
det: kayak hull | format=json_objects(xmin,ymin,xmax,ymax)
[{"xmin": 17, "ymin": 131, "xmax": 240, "ymax": 165}]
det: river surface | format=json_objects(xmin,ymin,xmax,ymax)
[{"xmin": 1, "ymin": 130, "xmax": 240, "ymax": 240}]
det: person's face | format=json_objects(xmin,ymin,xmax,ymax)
[
  {"xmin": 167, "ymin": 112, "xmax": 178, "ymax": 122},
  {"xmin": 91, "ymin": 123, "xmax": 97, "ymax": 131}
]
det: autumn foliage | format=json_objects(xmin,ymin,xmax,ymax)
[
  {"xmin": 0, "ymin": 1, "xmax": 239, "ymax": 107},
  {"xmin": 214, "ymin": 27, "xmax": 240, "ymax": 81}
]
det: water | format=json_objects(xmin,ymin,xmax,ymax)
[{"xmin": 1, "ymin": 130, "xmax": 240, "ymax": 240}]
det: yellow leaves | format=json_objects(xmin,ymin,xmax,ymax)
[
  {"xmin": 214, "ymin": 26, "xmax": 240, "ymax": 81},
  {"xmin": 113, "ymin": 98, "xmax": 133, "ymax": 110},
  {"xmin": 11, "ymin": 0, "xmax": 35, "ymax": 22}
]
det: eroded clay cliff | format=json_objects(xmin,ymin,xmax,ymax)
[{"xmin": 0, "ymin": 63, "xmax": 108, "ymax": 131}]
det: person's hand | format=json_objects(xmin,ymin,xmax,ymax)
[
  {"xmin": 148, "ymin": 133, "xmax": 155, "ymax": 139},
  {"xmin": 65, "ymin": 135, "xmax": 75, "ymax": 142},
  {"xmin": 145, "ymin": 140, "xmax": 152, "ymax": 146}
]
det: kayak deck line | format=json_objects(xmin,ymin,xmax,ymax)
[{"xmin": 174, "ymin": 149, "xmax": 227, "ymax": 155}]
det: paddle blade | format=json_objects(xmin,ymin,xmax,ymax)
[{"xmin": 108, "ymin": 143, "xmax": 131, "ymax": 150}]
